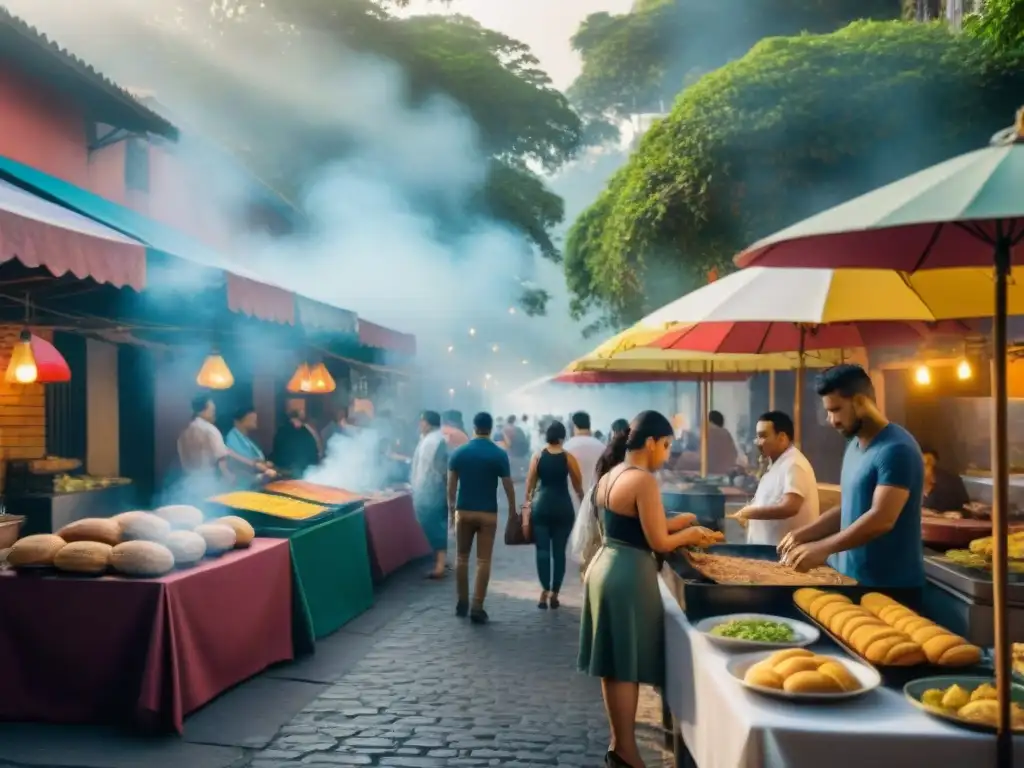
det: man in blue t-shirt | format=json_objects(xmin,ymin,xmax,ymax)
[
  {"xmin": 778, "ymin": 364, "xmax": 925, "ymax": 587},
  {"xmin": 447, "ymin": 412, "xmax": 516, "ymax": 624}
]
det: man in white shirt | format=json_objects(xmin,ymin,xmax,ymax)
[
  {"xmin": 177, "ymin": 394, "xmax": 233, "ymax": 482},
  {"xmin": 730, "ymin": 411, "xmax": 818, "ymax": 546},
  {"xmin": 564, "ymin": 411, "xmax": 606, "ymax": 494}
]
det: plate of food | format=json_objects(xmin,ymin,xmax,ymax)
[
  {"xmin": 727, "ymin": 648, "xmax": 881, "ymax": 701},
  {"xmin": 905, "ymin": 676, "xmax": 1024, "ymax": 732},
  {"xmin": 695, "ymin": 613, "xmax": 819, "ymax": 650}
]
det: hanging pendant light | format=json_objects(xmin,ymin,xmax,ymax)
[
  {"xmin": 6, "ymin": 330, "xmax": 37, "ymax": 384},
  {"xmin": 4, "ymin": 330, "xmax": 70, "ymax": 385},
  {"xmin": 196, "ymin": 353, "xmax": 234, "ymax": 390},
  {"xmin": 305, "ymin": 362, "xmax": 336, "ymax": 394},
  {"xmin": 286, "ymin": 362, "xmax": 313, "ymax": 393}
]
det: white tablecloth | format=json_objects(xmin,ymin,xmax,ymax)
[{"xmin": 659, "ymin": 578, "xmax": 1024, "ymax": 768}]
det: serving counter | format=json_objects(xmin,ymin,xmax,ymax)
[
  {"xmin": 363, "ymin": 492, "xmax": 431, "ymax": 581},
  {"xmin": 10, "ymin": 484, "xmax": 137, "ymax": 536},
  {"xmin": 659, "ymin": 577, "xmax": 1022, "ymax": 768}
]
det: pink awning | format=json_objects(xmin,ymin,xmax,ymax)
[
  {"xmin": 358, "ymin": 320, "xmax": 416, "ymax": 356},
  {"xmin": 0, "ymin": 179, "xmax": 145, "ymax": 290},
  {"xmin": 227, "ymin": 273, "xmax": 295, "ymax": 325}
]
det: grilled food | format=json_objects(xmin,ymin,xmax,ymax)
[
  {"xmin": 208, "ymin": 491, "xmax": 331, "ymax": 520},
  {"xmin": 263, "ymin": 480, "xmax": 364, "ymax": 505},
  {"xmin": 685, "ymin": 552, "xmax": 855, "ymax": 586}
]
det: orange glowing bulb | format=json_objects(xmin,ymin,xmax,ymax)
[
  {"xmin": 5, "ymin": 330, "xmax": 37, "ymax": 384},
  {"xmin": 196, "ymin": 354, "xmax": 234, "ymax": 390}
]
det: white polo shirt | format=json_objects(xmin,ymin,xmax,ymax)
[
  {"xmin": 177, "ymin": 417, "xmax": 229, "ymax": 473},
  {"xmin": 746, "ymin": 445, "xmax": 819, "ymax": 546}
]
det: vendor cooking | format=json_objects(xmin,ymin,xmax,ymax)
[
  {"xmin": 728, "ymin": 410, "xmax": 818, "ymax": 547},
  {"xmin": 778, "ymin": 364, "xmax": 925, "ymax": 588}
]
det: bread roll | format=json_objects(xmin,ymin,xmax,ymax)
[
  {"xmin": 767, "ymin": 648, "xmax": 814, "ymax": 666},
  {"xmin": 794, "ymin": 588, "xmax": 824, "ymax": 613},
  {"xmin": 865, "ymin": 634, "xmax": 907, "ymax": 664},
  {"xmin": 938, "ymin": 642, "xmax": 983, "ymax": 668},
  {"xmin": 901, "ymin": 617, "xmax": 933, "ymax": 635},
  {"xmin": 775, "ymin": 656, "xmax": 822, "ymax": 679},
  {"xmin": 883, "ymin": 641, "xmax": 926, "ymax": 666},
  {"xmin": 7, "ymin": 534, "xmax": 66, "ymax": 567},
  {"xmin": 842, "ymin": 615, "xmax": 883, "ymax": 639},
  {"xmin": 783, "ymin": 671, "xmax": 842, "ymax": 694},
  {"xmin": 832, "ymin": 609, "xmax": 870, "ymax": 635},
  {"xmin": 808, "ymin": 593, "xmax": 851, "ymax": 618},
  {"xmin": 744, "ymin": 665, "xmax": 784, "ymax": 690},
  {"xmin": 860, "ymin": 592, "xmax": 897, "ymax": 615},
  {"xmin": 879, "ymin": 604, "xmax": 911, "ymax": 623},
  {"xmin": 922, "ymin": 633, "xmax": 964, "ymax": 664},
  {"xmin": 817, "ymin": 661, "xmax": 861, "ymax": 692},
  {"xmin": 850, "ymin": 625, "xmax": 904, "ymax": 655},
  {"xmin": 819, "ymin": 601, "xmax": 856, "ymax": 627},
  {"xmin": 911, "ymin": 624, "xmax": 946, "ymax": 645},
  {"xmin": 892, "ymin": 613, "xmax": 923, "ymax": 633}
]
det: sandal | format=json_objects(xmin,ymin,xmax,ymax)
[
  {"xmin": 538, "ymin": 590, "xmax": 549, "ymax": 609},
  {"xmin": 605, "ymin": 751, "xmax": 639, "ymax": 768},
  {"xmin": 549, "ymin": 594, "xmax": 560, "ymax": 610}
]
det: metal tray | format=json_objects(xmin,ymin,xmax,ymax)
[
  {"xmin": 793, "ymin": 600, "xmax": 992, "ymax": 687},
  {"xmin": 924, "ymin": 554, "xmax": 1024, "ymax": 603}
]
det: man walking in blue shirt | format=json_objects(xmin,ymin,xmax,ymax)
[
  {"xmin": 447, "ymin": 412, "xmax": 517, "ymax": 624},
  {"xmin": 778, "ymin": 364, "xmax": 925, "ymax": 587}
]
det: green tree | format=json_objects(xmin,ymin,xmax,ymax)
[
  {"xmin": 568, "ymin": 0, "xmax": 902, "ymax": 125},
  {"xmin": 966, "ymin": 0, "xmax": 1024, "ymax": 52},
  {"xmin": 565, "ymin": 20, "xmax": 1024, "ymax": 326}
]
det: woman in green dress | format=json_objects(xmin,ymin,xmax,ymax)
[{"xmin": 578, "ymin": 411, "xmax": 722, "ymax": 768}]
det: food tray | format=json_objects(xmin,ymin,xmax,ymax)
[
  {"xmin": 263, "ymin": 479, "xmax": 366, "ymax": 511},
  {"xmin": 921, "ymin": 517, "xmax": 1024, "ymax": 550},
  {"xmin": 924, "ymin": 554, "xmax": 1024, "ymax": 603},
  {"xmin": 793, "ymin": 601, "xmax": 993, "ymax": 686},
  {"xmin": 682, "ymin": 546, "xmax": 854, "ymax": 586}
]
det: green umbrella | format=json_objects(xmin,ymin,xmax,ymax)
[{"xmin": 737, "ymin": 109, "xmax": 1024, "ymax": 767}]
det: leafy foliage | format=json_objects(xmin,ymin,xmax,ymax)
[
  {"xmin": 966, "ymin": 0, "xmax": 1024, "ymax": 52},
  {"xmin": 568, "ymin": 0, "xmax": 903, "ymax": 123},
  {"xmin": 564, "ymin": 20, "xmax": 1024, "ymax": 326}
]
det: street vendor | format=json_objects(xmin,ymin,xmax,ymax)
[
  {"xmin": 177, "ymin": 394, "xmax": 233, "ymax": 485},
  {"xmin": 225, "ymin": 405, "xmax": 277, "ymax": 486},
  {"xmin": 779, "ymin": 364, "xmax": 925, "ymax": 587},
  {"xmin": 729, "ymin": 410, "xmax": 818, "ymax": 547}
]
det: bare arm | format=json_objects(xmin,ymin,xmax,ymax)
[
  {"xmin": 636, "ymin": 475, "xmax": 718, "ymax": 554},
  {"xmin": 525, "ymin": 454, "xmax": 540, "ymax": 501},
  {"xmin": 447, "ymin": 470, "xmax": 459, "ymax": 515},
  {"xmin": 741, "ymin": 492, "xmax": 804, "ymax": 521},
  {"xmin": 566, "ymin": 453, "xmax": 584, "ymax": 500},
  {"xmin": 668, "ymin": 513, "xmax": 698, "ymax": 531},
  {"xmin": 817, "ymin": 486, "xmax": 909, "ymax": 556},
  {"xmin": 793, "ymin": 505, "xmax": 842, "ymax": 542},
  {"xmin": 501, "ymin": 476, "xmax": 516, "ymax": 513}
]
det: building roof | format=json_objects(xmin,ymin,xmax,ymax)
[{"xmin": 0, "ymin": 7, "xmax": 178, "ymax": 140}]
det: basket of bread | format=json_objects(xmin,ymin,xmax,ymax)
[
  {"xmin": 728, "ymin": 647, "xmax": 880, "ymax": 700},
  {"xmin": 2, "ymin": 507, "xmax": 257, "ymax": 578},
  {"xmin": 793, "ymin": 588, "xmax": 982, "ymax": 670}
]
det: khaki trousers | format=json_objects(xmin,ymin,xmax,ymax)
[{"xmin": 455, "ymin": 510, "xmax": 498, "ymax": 609}]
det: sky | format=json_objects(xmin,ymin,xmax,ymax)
[{"xmin": 399, "ymin": 0, "xmax": 636, "ymax": 88}]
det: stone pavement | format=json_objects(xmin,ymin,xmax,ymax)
[{"xmin": 247, "ymin": 516, "xmax": 673, "ymax": 768}]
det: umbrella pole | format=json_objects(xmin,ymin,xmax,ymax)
[
  {"xmin": 794, "ymin": 327, "xmax": 806, "ymax": 449},
  {"xmin": 700, "ymin": 367, "xmax": 710, "ymax": 477},
  {"xmin": 992, "ymin": 238, "xmax": 1012, "ymax": 768},
  {"xmin": 769, "ymin": 370, "xmax": 776, "ymax": 410}
]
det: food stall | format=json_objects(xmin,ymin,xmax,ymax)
[
  {"xmin": 0, "ymin": 509, "xmax": 293, "ymax": 733},
  {"xmin": 659, "ymin": 546, "xmax": 1021, "ymax": 768},
  {"xmin": 5, "ymin": 458, "xmax": 135, "ymax": 536}
]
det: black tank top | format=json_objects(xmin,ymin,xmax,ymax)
[
  {"xmin": 601, "ymin": 466, "xmax": 651, "ymax": 551},
  {"xmin": 532, "ymin": 449, "xmax": 574, "ymax": 522}
]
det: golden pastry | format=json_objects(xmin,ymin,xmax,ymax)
[
  {"xmin": 941, "ymin": 684, "xmax": 971, "ymax": 710},
  {"xmin": 783, "ymin": 670, "xmax": 842, "ymax": 694},
  {"xmin": 774, "ymin": 656, "xmax": 823, "ymax": 679},
  {"xmin": 958, "ymin": 699, "xmax": 998, "ymax": 726},
  {"xmin": 879, "ymin": 604, "xmax": 912, "ymax": 623},
  {"xmin": 818, "ymin": 601, "xmax": 856, "ymax": 627},
  {"xmin": 832, "ymin": 609, "xmax": 870, "ymax": 636},
  {"xmin": 922, "ymin": 633, "xmax": 964, "ymax": 664},
  {"xmin": 808, "ymin": 593, "xmax": 851, "ymax": 619},
  {"xmin": 766, "ymin": 648, "xmax": 814, "ymax": 666},
  {"xmin": 860, "ymin": 592, "xmax": 897, "ymax": 615},
  {"xmin": 850, "ymin": 625, "xmax": 904, "ymax": 655},
  {"xmin": 892, "ymin": 613, "xmax": 924, "ymax": 633},
  {"xmin": 794, "ymin": 588, "xmax": 825, "ymax": 613},
  {"xmin": 971, "ymin": 683, "xmax": 997, "ymax": 702},
  {"xmin": 817, "ymin": 661, "xmax": 861, "ymax": 692},
  {"xmin": 901, "ymin": 617, "xmax": 933, "ymax": 636},
  {"xmin": 938, "ymin": 643, "xmax": 983, "ymax": 667},
  {"xmin": 841, "ymin": 615, "xmax": 883, "ymax": 639},
  {"xmin": 882, "ymin": 641, "xmax": 926, "ymax": 666},
  {"xmin": 864, "ymin": 634, "xmax": 906, "ymax": 664},
  {"xmin": 921, "ymin": 689, "xmax": 945, "ymax": 708},
  {"xmin": 911, "ymin": 624, "xmax": 947, "ymax": 645},
  {"xmin": 744, "ymin": 665, "xmax": 784, "ymax": 689}
]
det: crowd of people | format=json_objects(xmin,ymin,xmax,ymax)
[{"xmin": 404, "ymin": 362, "xmax": 951, "ymax": 768}]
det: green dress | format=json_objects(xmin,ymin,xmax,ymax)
[{"xmin": 578, "ymin": 477, "xmax": 665, "ymax": 687}]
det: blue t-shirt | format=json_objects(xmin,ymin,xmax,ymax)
[
  {"xmin": 836, "ymin": 423, "xmax": 925, "ymax": 588},
  {"xmin": 448, "ymin": 437, "xmax": 511, "ymax": 513}
]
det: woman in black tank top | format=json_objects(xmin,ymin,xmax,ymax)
[
  {"xmin": 525, "ymin": 420, "xmax": 584, "ymax": 609},
  {"xmin": 577, "ymin": 411, "xmax": 722, "ymax": 768}
]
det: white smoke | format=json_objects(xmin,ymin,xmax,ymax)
[{"xmin": 304, "ymin": 428, "xmax": 391, "ymax": 493}]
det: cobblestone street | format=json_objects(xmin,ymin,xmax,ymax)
[{"xmin": 247, "ymin": 521, "xmax": 672, "ymax": 768}]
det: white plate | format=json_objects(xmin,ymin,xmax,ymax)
[
  {"xmin": 695, "ymin": 613, "xmax": 819, "ymax": 650},
  {"xmin": 727, "ymin": 651, "xmax": 882, "ymax": 701}
]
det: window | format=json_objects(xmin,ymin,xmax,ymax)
[{"xmin": 125, "ymin": 138, "xmax": 150, "ymax": 193}]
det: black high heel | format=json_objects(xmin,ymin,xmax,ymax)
[{"xmin": 605, "ymin": 750, "xmax": 635, "ymax": 767}]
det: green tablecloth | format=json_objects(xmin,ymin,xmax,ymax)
[{"xmin": 258, "ymin": 506, "xmax": 374, "ymax": 655}]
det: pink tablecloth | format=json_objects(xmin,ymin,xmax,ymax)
[
  {"xmin": 0, "ymin": 538, "xmax": 293, "ymax": 733},
  {"xmin": 364, "ymin": 493, "xmax": 432, "ymax": 580}
]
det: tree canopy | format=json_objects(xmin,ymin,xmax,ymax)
[
  {"xmin": 564, "ymin": 20, "xmax": 1024, "ymax": 327},
  {"xmin": 568, "ymin": 0, "xmax": 902, "ymax": 125},
  {"xmin": 965, "ymin": 0, "xmax": 1024, "ymax": 52}
]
